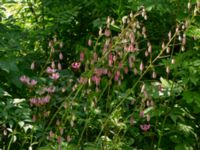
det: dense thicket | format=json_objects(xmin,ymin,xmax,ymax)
[{"xmin": 0, "ymin": 0, "xmax": 200, "ymax": 149}]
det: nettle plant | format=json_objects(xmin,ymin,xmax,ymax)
[{"xmin": 19, "ymin": 3, "xmax": 199, "ymax": 150}]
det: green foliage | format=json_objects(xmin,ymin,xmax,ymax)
[{"xmin": 0, "ymin": 0, "xmax": 200, "ymax": 150}]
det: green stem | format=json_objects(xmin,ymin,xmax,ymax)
[
  {"xmin": 157, "ymin": 113, "xmax": 167, "ymax": 148},
  {"xmin": 7, "ymin": 130, "xmax": 15, "ymax": 150},
  {"xmin": 77, "ymin": 118, "xmax": 90, "ymax": 147}
]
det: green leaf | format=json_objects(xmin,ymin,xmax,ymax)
[
  {"xmin": 160, "ymin": 77, "xmax": 171, "ymax": 88},
  {"xmin": 182, "ymin": 91, "xmax": 200, "ymax": 104},
  {"xmin": 18, "ymin": 121, "xmax": 24, "ymax": 127},
  {"xmin": 110, "ymin": 24, "xmax": 121, "ymax": 32},
  {"xmin": 186, "ymin": 25, "xmax": 200, "ymax": 39},
  {"xmin": 13, "ymin": 98, "xmax": 25, "ymax": 104},
  {"xmin": 175, "ymin": 144, "xmax": 193, "ymax": 150}
]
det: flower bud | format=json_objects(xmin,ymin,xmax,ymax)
[
  {"xmin": 148, "ymin": 44, "xmax": 152, "ymax": 53},
  {"xmin": 168, "ymin": 31, "xmax": 171, "ymax": 40},
  {"xmin": 88, "ymin": 39, "xmax": 92, "ymax": 46},
  {"xmin": 122, "ymin": 16, "xmax": 128, "ymax": 24},
  {"xmin": 98, "ymin": 27, "xmax": 103, "ymax": 36},
  {"xmin": 147, "ymin": 114, "xmax": 150, "ymax": 122},
  {"xmin": 181, "ymin": 46, "xmax": 185, "ymax": 51},
  {"xmin": 171, "ymin": 59, "xmax": 175, "ymax": 64},
  {"xmin": 59, "ymin": 52, "xmax": 63, "ymax": 60},
  {"xmin": 162, "ymin": 42, "xmax": 165, "ymax": 49},
  {"xmin": 59, "ymin": 42, "xmax": 63, "ymax": 48},
  {"xmin": 80, "ymin": 51, "xmax": 84, "ymax": 62},
  {"xmin": 152, "ymin": 71, "xmax": 157, "ymax": 79},
  {"xmin": 31, "ymin": 62, "xmax": 35, "ymax": 70},
  {"xmin": 51, "ymin": 61, "xmax": 56, "ymax": 69},
  {"xmin": 58, "ymin": 62, "xmax": 62, "ymax": 70},
  {"xmin": 166, "ymin": 66, "xmax": 170, "ymax": 74},
  {"xmin": 182, "ymin": 34, "xmax": 186, "ymax": 45},
  {"xmin": 106, "ymin": 16, "xmax": 111, "ymax": 25},
  {"xmin": 140, "ymin": 62, "xmax": 144, "ymax": 72},
  {"xmin": 134, "ymin": 68, "xmax": 138, "ymax": 75},
  {"xmin": 166, "ymin": 47, "xmax": 170, "ymax": 53},
  {"xmin": 145, "ymin": 50, "xmax": 148, "ymax": 57},
  {"xmin": 188, "ymin": 1, "xmax": 191, "ymax": 11}
]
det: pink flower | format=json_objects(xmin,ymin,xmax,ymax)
[
  {"xmin": 80, "ymin": 51, "xmax": 84, "ymax": 62},
  {"xmin": 30, "ymin": 97, "xmax": 37, "ymax": 105},
  {"xmin": 45, "ymin": 86, "xmax": 56, "ymax": 93},
  {"xmin": 94, "ymin": 68, "xmax": 107, "ymax": 76},
  {"xmin": 71, "ymin": 62, "xmax": 81, "ymax": 71},
  {"xmin": 127, "ymin": 44, "xmax": 135, "ymax": 52},
  {"xmin": 42, "ymin": 95, "xmax": 51, "ymax": 103},
  {"xmin": 108, "ymin": 53, "xmax": 113, "ymax": 66},
  {"xmin": 140, "ymin": 124, "xmax": 150, "ymax": 132},
  {"xmin": 30, "ymin": 95, "xmax": 51, "ymax": 106},
  {"xmin": 20, "ymin": 75, "xmax": 30, "ymax": 84},
  {"xmin": 104, "ymin": 28, "xmax": 111, "ymax": 37},
  {"xmin": 124, "ymin": 67, "xmax": 129, "ymax": 74},
  {"xmin": 140, "ymin": 111, "xmax": 144, "ymax": 117},
  {"xmin": 92, "ymin": 75, "xmax": 101, "ymax": 85},
  {"xmin": 30, "ymin": 79, "xmax": 37, "ymax": 86},
  {"xmin": 20, "ymin": 75, "xmax": 37, "ymax": 87},
  {"xmin": 50, "ymin": 72, "xmax": 60, "ymax": 80},
  {"xmin": 46, "ymin": 67, "xmax": 56, "ymax": 74},
  {"xmin": 114, "ymin": 71, "xmax": 120, "ymax": 81}
]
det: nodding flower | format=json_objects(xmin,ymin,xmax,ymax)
[
  {"xmin": 140, "ymin": 124, "xmax": 150, "ymax": 132},
  {"xmin": 20, "ymin": 75, "xmax": 37, "ymax": 87},
  {"xmin": 50, "ymin": 72, "xmax": 60, "ymax": 80},
  {"xmin": 20, "ymin": 75, "xmax": 30, "ymax": 84},
  {"xmin": 80, "ymin": 51, "xmax": 85, "ymax": 62},
  {"xmin": 71, "ymin": 62, "xmax": 81, "ymax": 71},
  {"xmin": 92, "ymin": 75, "xmax": 101, "ymax": 86},
  {"xmin": 30, "ymin": 79, "xmax": 37, "ymax": 86},
  {"xmin": 30, "ymin": 95, "xmax": 51, "ymax": 106},
  {"xmin": 114, "ymin": 71, "xmax": 120, "ymax": 81},
  {"xmin": 104, "ymin": 28, "xmax": 111, "ymax": 37},
  {"xmin": 46, "ymin": 67, "xmax": 56, "ymax": 74},
  {"xmin": 108, "ymin": 53, "xmax": 113, "ymax": 66}
]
